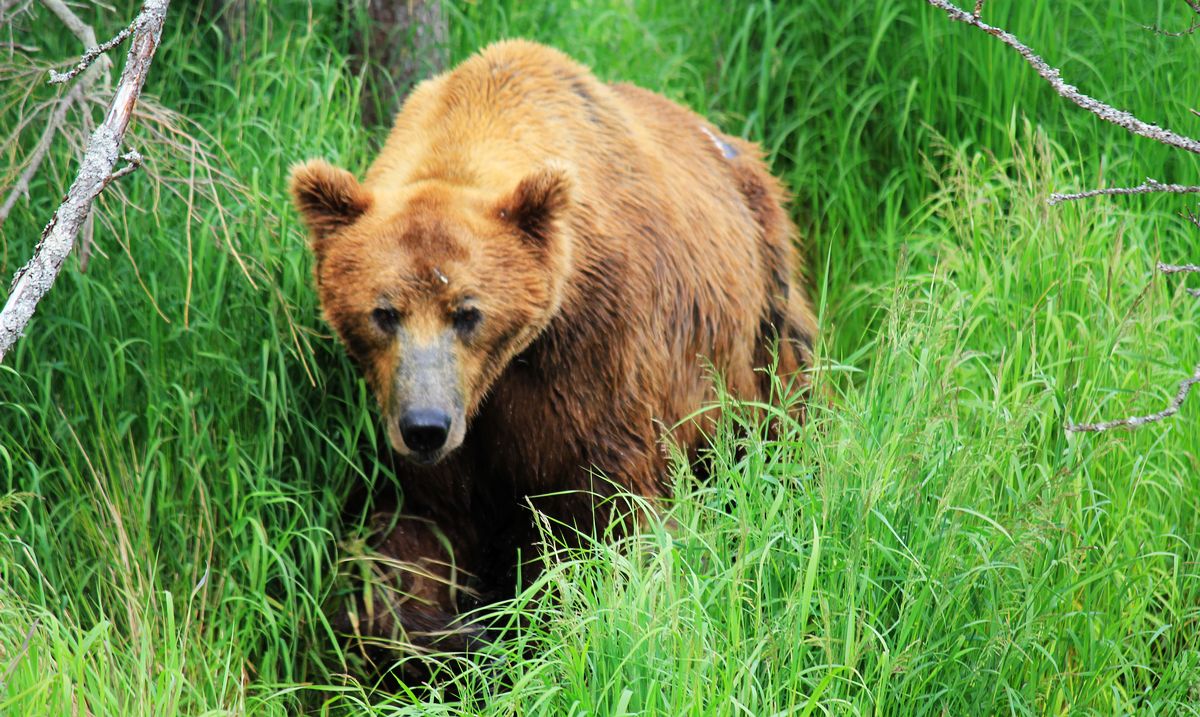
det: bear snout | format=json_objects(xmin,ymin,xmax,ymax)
[
  {"xmin": 386, "ymin": 329, "xmax": 468, "ymax": 462},
  {"xmin": 399, "ymin": 408, "xmax": 453, "ymax": 457}
]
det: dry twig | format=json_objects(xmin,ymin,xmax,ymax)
[
  {"xmin": 924, "ymin": 0, "xmax": 1200, "ymax": 156},
  {"xmin": 1156, "ymin": 263, "xmax": 1200, "ymax": 275},
  {"xmin": 1048, "ymin": 178, "xmax": 1200, "ymax": 206},
  {"xmin": 39, "ymin": 0, "xmax": 113, "ymax": 82},
  {"xmin": 1144, "ymin": 1, "xmax": 1200, "ymax": 36},
  {"xmin": 48, "ymin": 23, "xmax": 132, "ymax": 85},
  {"xmin": 0, "ymin": 0, "xmax": 170, "ymax": 362},
  {"xmin": 1143, "ymin": 19, "xmax": 1200, "ymax": 37},
  {"xmin": 102, "ymin": 150, "xmax": 142, "ymax": 187},
  {"xmin": 1068, "ymin": 362, "xmax": 1200, "ymax": 432},
  {"xmin": 1159, "ymin": 262, "xmax": 1200, "ymax": 274},
  {"xmin": 1182, "ymin": 208, "xmax": 1200, "ymax": 232}
]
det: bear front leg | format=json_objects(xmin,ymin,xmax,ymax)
[{"xmin": 335, "ymin": 510, "xmax": 487, "ymax": 678}]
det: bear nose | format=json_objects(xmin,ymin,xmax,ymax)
[{"xmin": 399, "ymin": 408, "xmax": 452, "ymax": 453}]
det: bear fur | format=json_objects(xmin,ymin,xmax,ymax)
[{"xmin": 289, "ymin": 39, "xmax": 816, "ymax": 667}]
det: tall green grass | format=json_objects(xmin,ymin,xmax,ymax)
[{"xmin": 2, "ymin": 1, "xmax": 1198, "ymax": 714}]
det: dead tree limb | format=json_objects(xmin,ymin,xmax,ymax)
[
  {"xmin": 48, "ymin": 22, "xmax": 132, "ymax": 85},
  {"xmin": 101, "ymin": 150, "xmax": 142, "ymax": 187},
  {"xmin": 924, "ymin": 0, "xmax": 1200, "ymax": 156},
  {"xmin": 1159, "ymin": 262, "xmax": 1200, "ymax": 275},
  {"xmin": 1144, "ymin": 0, "xmax": 1200, "ymax": 36},
  {"xmin": 0, "ymin": 0, "xmax": 170, "ymax": 363},
  {"xmin": 1049, "ymin": 179, "xmax": 1200, "ymax": 206},
  {"xmin": 1142, "ymin": 18, "xmax": 1200, "ymax": 37},
  {"xmin": 40, "ymin": 0, "xmax": 113, "ymax": 81}
]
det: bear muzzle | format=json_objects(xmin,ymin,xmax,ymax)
[{"xmin": 386, "ymin": 328, "xmax": 468, "ymax": 465}]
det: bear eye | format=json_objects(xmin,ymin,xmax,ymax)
[
  {"xmin": 370, "ymin": 307, "xmax": 401, "ymax": 334},
  {"xmin": 451, "ymin": 306, "xmax": 482, "ymax": 334}
]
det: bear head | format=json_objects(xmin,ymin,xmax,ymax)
[{"xmin": 289, "ymin": 159, "xmax": 574, "ymax": 465}]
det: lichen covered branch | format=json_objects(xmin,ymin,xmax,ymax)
[
  {"xmin": 1048, "ymin": 178, "xmax": 1200, "ymax": 206},
  {"xmin": 39, "ymin": 0, "xmax": 113, "ymax": 81},
  {"xmin": 924, "ymin": 0, "xmax": 1200, "ymax": 156},
  {"xmin": 101, "ymin": 149, "xmax": 142, "ymax": 188},
  {"xmin": 0, "ymin": 0, "xmax": 170, "ymax": 363},
  {"xmin": 48, "ymin": 23, "xmax": 133, "ymax": 85},
  {"xmin": 1158, "ymin": 262, "xmax": 1200, "ymax": 275}
]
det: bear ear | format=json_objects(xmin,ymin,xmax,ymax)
[
  {"xmin": 288, "ymin": 159, "xmax": 372, "ymax": 247},
  {"xmin": 498, "ymin": 162, "xmax": 574, "ymax": 246}
]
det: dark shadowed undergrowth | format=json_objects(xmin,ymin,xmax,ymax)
[{"xmin": 1, "ymin": 1, "xmax": 1198, "ymax": 714}]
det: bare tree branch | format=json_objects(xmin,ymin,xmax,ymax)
[
  {"xmin": 40, "ymin": 0, "xmax": 96, "ymax": 46},
  {"xmin": 1158, "ymin": 262, "xmax": 1200, "ymax": 274},
  {"xmin": 1068, "ymin": 362, "xmax": 1200, "ymax": 432},
  {"xmin": 924, "ymin": 0, "xmax": 1200, "ymax": 156},
  {"xmin": 101, "ymin": 149, "xmax": 142, "ymax": 187},
  {"xmin": 48, "ymin": 23, "xmax": 132, "ymax": 85},
  {"xmin": 1142, "ymin": 19, "xmax": 1200, "ymax": 37},
  {"xmin": 0, "ymin": 0, "xmax": 170, "ymax": 363},
  {"xmin": 1182, "ymin": 208, "xmax": 1200, "ymax": 232},
  {"xmin": 1048, "ymin": 178, "xmax": 1200, "ymax": 206},
  {"xmin": 76, "ymin": 86, "xmax": 97, "ymax": 271},
  {"xmin": 1144, "ymin": 2, "xmax": 1200, "ymax": 36},
  {"xmin": 39, "ymin": 0, "xmax": 113, "ymax": 81}
]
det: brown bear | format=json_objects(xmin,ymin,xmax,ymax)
[{"xmin": 289, "ymin": 39, "xmax": 816, "ymax": 669}]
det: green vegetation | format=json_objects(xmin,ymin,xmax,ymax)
[{"xmin": 2, "ymin": 1, "xmax": 1199, "ymax": 713}]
